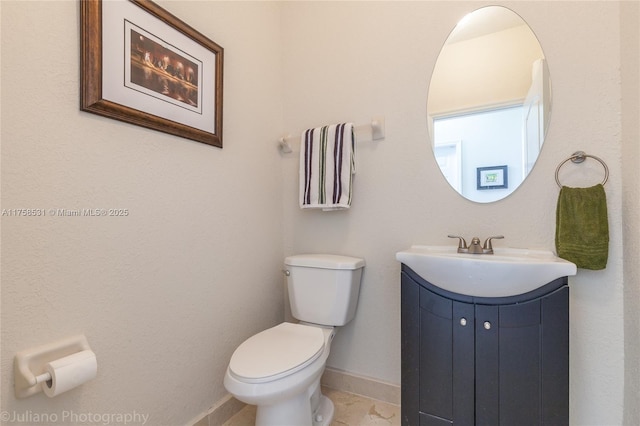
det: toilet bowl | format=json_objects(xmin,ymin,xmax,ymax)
[
  {"xmin": 224, "ymin": 254, "xmax": 365, "ymax": 426},
  {"xmin": 223, "ymin": 322, "xmax": 335, "ymax": 426}
]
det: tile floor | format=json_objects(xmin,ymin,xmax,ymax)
[{"xmin": 221, "ymin": 387, "xmax": 401, "ymax": 426}]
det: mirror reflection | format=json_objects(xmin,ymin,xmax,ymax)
[{"xmin": 428, "ymin": 6, "xmax": 551, "ymax": 203}]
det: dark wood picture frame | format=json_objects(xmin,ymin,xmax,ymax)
[{"xmin": 81, "ymin": 0, "xmax": 224, "ymax": 148}]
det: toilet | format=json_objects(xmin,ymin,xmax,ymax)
[{"xmin": 223, "ymin": 254, "xmax": 365, "ymax": 426}]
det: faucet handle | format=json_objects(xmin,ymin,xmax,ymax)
[
  {"xmin": 483, "ymin": 235, "xmax": 504, "ymax": 252},
  {"xmin": 448, "ymin": 235, "xmax": 468, "ymax": 251}
]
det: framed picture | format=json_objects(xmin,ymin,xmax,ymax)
[
  {"xmin": 477, "ymin": 165, "xmax": 508, "ymax": 190},
  {"xmin": 81, "ymin": 0, "xmax": 224, "ymax": 148}
]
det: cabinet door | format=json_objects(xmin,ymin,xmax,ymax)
[
  {"xmin": 475, "ymin": 288, "xmax": 569, "ymax": 426},
  {"xmin": 419, "ymin": 286, "xmax": 453, "ymax": 422},
  {"xmin": 401, "ymin": 272, "xmax": 420, "ymax": 426},
  {"xmin": 498, "ymin": 299, "xmax": 542, "ymax": 425},
  {"xmin": 476, "ymin": 299, "xmax": 546, "ymax": 425},
  {"xmin": 452, "ymin": 302, "xmax": 475, "ymax": 425},
  {"xmin": 475, "ymin": 304, "xmax": 500, "ymax": 425},
  {"xmin": 541, "ymin": 286, "xmax": 569, "ymax": 424},
  {"xmin": 418, "ymin": 286, "xmax": 475, "ymax": 425}
]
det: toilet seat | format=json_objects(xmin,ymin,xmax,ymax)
[{"xmin": 229, "ymin": 322, "xmax": 325, "ymax": 384}]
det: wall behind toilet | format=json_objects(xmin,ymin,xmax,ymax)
[{"xmin": 280, "ymin": 2, "xmax": 634, "ymax": 425}]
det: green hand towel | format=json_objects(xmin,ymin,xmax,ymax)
[{"xmin": 555, "ymin": 184, "xmax": 609, "ymax": 270}]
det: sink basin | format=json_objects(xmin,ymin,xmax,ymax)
[{"xmin": 396, "ymin": 245, "xmax": 577, "ymax": 297}]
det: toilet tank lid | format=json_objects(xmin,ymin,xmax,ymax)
[{"xmin": 285, "ymin": 254, "xmax": 365, "ymax": 270}]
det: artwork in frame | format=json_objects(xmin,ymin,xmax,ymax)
[
  {"xmin": 81, "ymin": 0, "xmax": 224, "ymax": 148},
  {"xmin": 477, "ymin": 165, "xmax": 508, "ymax": 190}
]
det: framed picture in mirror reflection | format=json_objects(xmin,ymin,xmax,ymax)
[{"xmin": 477, "ymin": 165, "xmax": 508, "ymax": 190}]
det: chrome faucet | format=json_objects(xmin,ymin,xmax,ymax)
[{"xmin": 448, "ymin": 235, "xmax": 504, "ymax": 254}]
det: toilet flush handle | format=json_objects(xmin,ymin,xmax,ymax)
[{"xmin": 282, "ymin": 269, "xmax": 290, "ymax": 276}]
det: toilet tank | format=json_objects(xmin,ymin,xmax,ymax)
[{"xmin": 284, "ymin": 254, "xmax": 365, "ymax": 326}]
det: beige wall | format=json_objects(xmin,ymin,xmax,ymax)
[
  {"xmin": 1, "ymin": 1, "xmax": 285, "ymax": 425},
  {"xmin": 429, "ymin": 24, "xmax": 544, "ymax": 115},
  {"xmin": 1, "ymin": 1, "xmax": 638, "ymax": 425},
  {"xmin": 621, "ymin": 1, "xmax": 640, "ymax": 425}
]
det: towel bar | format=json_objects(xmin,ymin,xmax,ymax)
[
  {"xmin": 278, "ymin": 117, "xmax": 385, "ymax": 153},
  {"xmin": 555, "ymin": 151, "xmax": 609, "ymax": 188}
]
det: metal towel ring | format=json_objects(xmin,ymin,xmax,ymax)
[{"xmin": 555, "ymin": 151, "xmax": 609, "ymax": 188}]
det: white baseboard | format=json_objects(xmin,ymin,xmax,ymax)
[
  {"xmin": 192, "ymin": 368, "xmax": 400, "ymax": 425},
  {"xmin": 321, "ymin": 367, "xmax": 400, "ymax": 405},
  {"xmin": 190, "ymin": 393, "xmax": 246, "ymax": 426}
]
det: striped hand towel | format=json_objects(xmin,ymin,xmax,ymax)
[{"xmin": 299, "ymin": 123, "xmax": 356, "ymax": 210}]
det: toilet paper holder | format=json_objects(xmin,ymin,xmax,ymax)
[{"xmin": 14, "ymin": 334, "xmax": 93, "ymax": 398}]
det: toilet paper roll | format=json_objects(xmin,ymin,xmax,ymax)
[{"xmin": 43, "ymin": 350, "xmax": 97, "ymax": 397}]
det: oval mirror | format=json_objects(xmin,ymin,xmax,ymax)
[{"xmin": 427, "ymin": 6, "xmax": 551, "ymax": 203}]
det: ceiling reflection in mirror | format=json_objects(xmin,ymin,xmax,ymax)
[{"xmin": 427, "ymin": 6, "xmax": 551, "ymax": 203}]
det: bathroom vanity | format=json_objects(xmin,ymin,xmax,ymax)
[{"xmin": 400, "ymin": 265, "xmax": 569, "ymax": 426}]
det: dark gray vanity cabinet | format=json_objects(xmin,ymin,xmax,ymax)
[{"xmin": 401, "ymin": 265, "xmax": 569, "ymax": 426}]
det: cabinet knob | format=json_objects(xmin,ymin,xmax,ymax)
[
  {"xmin": 460, "ymin": 318, "xmax": 467, "ymax": 326},
  {"xmin": 484, "ymin": 321, "xmax": 492, "ymax": 330}
]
